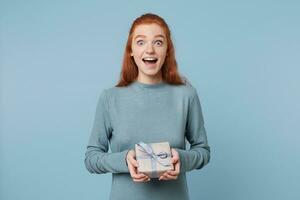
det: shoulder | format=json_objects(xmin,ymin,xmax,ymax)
[
  {"xmin": 98, "ymin": 84, "xmax": 132, "ymax": 100},
  {"xmin": 169, "ymin": 79, "xmax": 198, "ymax": 101}
]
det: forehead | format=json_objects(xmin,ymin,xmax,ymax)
[{"xmin": 132, "ymin": 23, "xmax": 166, "ymax": 39}]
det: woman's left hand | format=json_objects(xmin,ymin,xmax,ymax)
[{"xmin": 159, "ymin": 148, "xmax": 180, "ymax": 181}]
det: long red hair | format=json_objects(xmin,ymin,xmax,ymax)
[{"xmin": 116, "ymin": 13, "xmax": 186, "ymax": 87}]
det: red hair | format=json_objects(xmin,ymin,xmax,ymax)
[{"xmin": 116, "ymin": 13, "xmax": 186, "ymax": 87}]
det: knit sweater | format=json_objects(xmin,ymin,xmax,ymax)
[{"xmin": 84, "ymin": 80, "xmax": 210, "ymax": 200}]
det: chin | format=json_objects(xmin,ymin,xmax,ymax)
[
  {"xmin": 143, "ymin": 68, "xmax": 162, "ymax": 76},
  {"xmin": 138, "ymin": 70, "xmax": 159, "ymax": 78}
]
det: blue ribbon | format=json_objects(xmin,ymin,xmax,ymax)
[{"xmin": 136, "ymin": 142, "xmax": 171, "ymax": 178}]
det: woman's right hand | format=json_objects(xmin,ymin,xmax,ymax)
[{"xmin": 126, "ymin": 149, "xmax": 151, "ymax": 182}]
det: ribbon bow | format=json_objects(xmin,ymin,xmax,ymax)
[{"xmin": 136, "ymin": 142, "xmax": 171, "ymax": 167}]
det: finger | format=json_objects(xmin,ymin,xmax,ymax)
[
  {"xmin": 166, "ymin": 164, "xmax": 180, "ymax": 177},
  {"xmin": 128, "ymin": 158, "xmax": 137, "ymax": 169},
  {"xmin": 159, "ymin": 171, "xmax": 172, "ymax": 180},
  {"xmin": 133, "ymin": 173, "xmax": 150, "ymax": 182},
  {"xmin": 128, "ymin": 162, "xmax": 137, "ymax": 178},
  {"xmin": 171, "ymin": 152, "xmax": 179, "ymax": 164},
  {"xmin": 131, "ymin": 171, "xmax": 147, "ymax": 179},
  {"xmin": 128, "ymin": 162, "xmax": 145, "ymax": 179},
  {"xmin": 159, "ymin": 173, "xmax": 177, "ymax": 181},
  {"xmin": 133, "ymin": 176, "xmax": 151, "ymax": 182},
  {"xmin": 128, "ymin": 156, "xmax": 139, "ymax": 168},
  {"xmin": 163, "ymin": 167, "xmax": 179, "ymax": 176},
  {"xmin": 141, "ymin": 174, "xmax": 151, "ymax": 179},
  {"xmin": 162, "ymin": 169, "xmax": 176, "ymax": 176},
  {"xmin": 158, "ymin": 175, "xmax": 166, "ymax": 181},
  {"xmin": 164, "ymin": 173, "xmax": 178, "ymax": 180},
  {"xmin": 133, "ymin": 178, "xmax": 150, "ymax": 182},
  {"xmin": 174, "ymin": 160, "xmax": 180, "ymax": 173},
  {"xmin": 172, "ymin": 156, "xmax": 179, "ymax": 164},
  {"xmin": 162, "ymin": 162, "xmax": 180, "ymax": 177},
  {"xmin": 166, "ymin": 170, "xmax": 178, "ymax": 176},
  {"xmin": 162, "ymin": 169, "xmax": 178, "ymax": 180}
]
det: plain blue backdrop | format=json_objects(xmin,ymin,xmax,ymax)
[{"xmin": 1, "ymin": 1, "xmax": 299, "ymax": 200}]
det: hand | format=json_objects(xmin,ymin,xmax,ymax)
[
  {"xmin": 126, "ymin": 149, "xmax": 151, "ymax": 182},
  {"xmin": 159, "ymin": 148, "xmax": 180, "ymax": 181}
]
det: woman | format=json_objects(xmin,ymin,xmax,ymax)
[{"xmin": 85, "ymin": 13, "xmax": 210, "ymax": 200}]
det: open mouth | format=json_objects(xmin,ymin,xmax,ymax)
[{"xmin": 142, "ymin": 57, "xmax": 158, "ymax": 64}]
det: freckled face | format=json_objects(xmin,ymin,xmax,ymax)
[{"xmin": 130, "ymin": 23, "xmax": 168, "ymax": 78}]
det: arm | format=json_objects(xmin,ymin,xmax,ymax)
[
  {"xmin": 175, "ymin": 88, "xmax": 211, "ymax": 173},
  {"xmin": 84, "ymin": 89, "xmax": 129, "ymax": 174}
]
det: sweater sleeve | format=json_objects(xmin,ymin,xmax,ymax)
[
  {"xmin": 175, "ymin": 88, "xmax": 211, "ymax": 173},
  {"xmin": 84, "ymin": 89, "xmax": 130, "ymax": 174}
]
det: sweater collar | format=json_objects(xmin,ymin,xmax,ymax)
[{"xmin": 131, "ymin": 80, "xmax": 167, "ymax": 90}]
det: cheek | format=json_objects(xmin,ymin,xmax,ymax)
[
  {"xmin": 157, "ymin": 47, "xmax": 167, "ymax": 57},
  {"xmin": 133, "ymin": 56, "xmax": 142, "ymax": 65},
  {"xmin": 132, "ymin": 47, "xmax": 144, "ymax": 57},
  {"xmin": 158, "ymin": 51, "xmax": 167, "ymax": 60}
]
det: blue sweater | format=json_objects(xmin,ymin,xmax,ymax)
[{"xmin": 84, "ymin": 80, "xmax": 210, "ymax": 200}]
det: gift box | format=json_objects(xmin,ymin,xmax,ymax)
[{"xmin": 135, "ymin": 141, "xmax": 174, "ymax": 178}]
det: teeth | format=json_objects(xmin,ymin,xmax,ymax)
[{"xmin": 143, "ymin": 57, "xmax": 157, "ymax": 61}]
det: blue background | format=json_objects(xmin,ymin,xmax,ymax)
[{"xmin": 1, "ymin": 1, "xmax": 299, "ymax": 199}]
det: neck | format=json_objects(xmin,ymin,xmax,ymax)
[{"xmin": 136, "ymin": 72, "xmax": 163, "ymax": 84}]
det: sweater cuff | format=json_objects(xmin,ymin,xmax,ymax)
[
  {"xmin": 174, "ymin": 147, "xmax": 210, "ymax": 173},
  {"xmin": 118, "ymin": 149, "xmax": 130, "ymax": 173},
  {"xmin": 174, "ymin": 148, "xmax": 194, "ymax": 173}
]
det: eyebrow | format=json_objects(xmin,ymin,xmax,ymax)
[{"xmin": 134, "ymin": 34, "xmax": 166, "ymax": 40}]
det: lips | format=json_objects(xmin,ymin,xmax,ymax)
[{"xmin": 142, "ymin": 57, "xmax": 158, "ymax": 64}]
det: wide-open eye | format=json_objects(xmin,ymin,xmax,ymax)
[
  {"xmin": 154, "ymin": 40, "xmax": 163, "ymax": 46},
  {"xmin": 137, "ymin": 40, "xmax": 145, "ymax": 46}
]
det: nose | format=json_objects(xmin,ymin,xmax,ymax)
[{"xmin": 145, "ymin": 42, "xmax": 154, "ymax": 54}]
